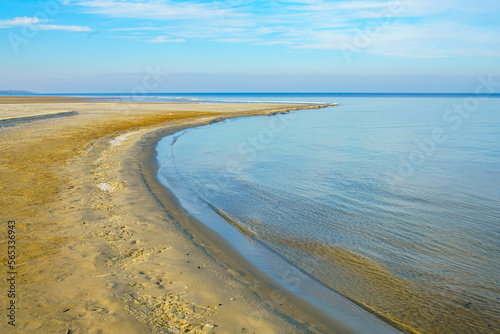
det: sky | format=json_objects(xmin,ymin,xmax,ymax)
[{"xmin": 0, "ymin": 0, "xmax": 499, "ymax": 93}]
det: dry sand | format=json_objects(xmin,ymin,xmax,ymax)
[{"xmin": 0, "ymin": 97, "xmax": 334, "ymax": 333}]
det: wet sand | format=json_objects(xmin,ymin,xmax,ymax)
[{"xmin": 0, "ymin": 97, "xmax": 334, "ymax": 333}]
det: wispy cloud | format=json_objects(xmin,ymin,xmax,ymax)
[
  {"xmin": 37, "ymin": 24, "xmax": 91, "ymax": 32},
  {"xmin": 0, "ymin": 16, "xmax": 91, "ymax": 32},
  {"xmin": 111, "ymin": 26, "xmax": 163, "ymax": 32},
  {"xmin": 255, "ymin": 0, "xmax": 500, "ymax": 58},
  {"xmin": 75, "ymin": 0, "xmax": 238, "ymax": 20},
  {"xmin": 215, "ymin": 37, "xmax": 258, "ymax": 43},
  {"xmin": 279, "ymin": 0, "xmax": 500, "ymax": 58},
  {"xmin": 365, "ymin": 22, "xmax": 500, "ymax": 58},
  {"xmin": 147, "ymin": 36, "xmax": 185, "ymax": 43},
  {"xmin": 70, "ymin": 0, "xmax": 500, "ymax": 58},
  {"xmin": 0, "ymin": 16, "xmax": 45, "ymax": 28}
]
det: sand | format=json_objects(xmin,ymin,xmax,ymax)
[{"xmin": 0, "ymin": 97, "xmax": 334, "ymax": 333}]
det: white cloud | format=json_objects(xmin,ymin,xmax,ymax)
[
  {"xmin": 0, "ymin": 16, "xmax": 46, "ymax": 28},
  {"xmin": 147, "ymin": 36, "xmax": 185, "ymax": 43},
  {"xmin": 337, "ymin": 1, "xmax": 400, "ymax": 10},
  {"xmin": 284, "ymin": 0, "xmax": 456, "ymax": 18},
  {"xmin": 76, "ymin": 0, "xmax": 238, "ymax": 20},
  {"xmin": 0, "ymin": 16, "xmax": 90, "ymax": 32},
  {"xmin": 215, "ymin": 37, "xmax": 258, "ymax": 43},
  {"xmin": 37, "ymin": 24, "xmax": 91, "ymax": 32},
  {"xmin": 111, "ymin": 26, "xmax": 163, "ymax": 32}
]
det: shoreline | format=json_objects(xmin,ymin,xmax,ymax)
[
  {"xmin": 153, "ymin": 115, "xmax": 403, "ymax": 334},
  {"xmin": 0, "ymin": 97, "xmax": 339, "ymax": 333},
  {"xmin": 136, "ymin": 118, "xmax": 339, "ymax": 333}
]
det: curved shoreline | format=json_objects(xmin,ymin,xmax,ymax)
[
  {"xmin": 151, "ymin": 113, "xmax": 402, "ymax": 334},
  {"xmin": 0, "ymin": 96, "xmax": 400, "ymax": 333},
  {"xmin": 131, "ymin": 107, "xmax": 348, "ymax": 333},
  {"xmin": 0, "ymin": 98, "xmax": 340, "ymax": 333}
]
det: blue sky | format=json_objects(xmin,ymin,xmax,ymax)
[{"xmin": 0, "ymin": 0, "xmax": 499, "ymax": 93}]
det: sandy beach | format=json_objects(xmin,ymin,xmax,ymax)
[{"xmin": 0, "ymin": 97, "xmax": 334, "ymax": 333}]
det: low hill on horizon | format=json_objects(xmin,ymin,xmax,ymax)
[{"xmin": 0, "ymin": 90, "xmax": 34, "ymax": 95}]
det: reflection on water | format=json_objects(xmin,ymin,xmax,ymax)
[{"xmin": 157, "ymin": 97, "xmax": 500, "ymax": 333}]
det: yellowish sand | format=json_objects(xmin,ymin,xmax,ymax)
[{"xmin": 0, "ymin": 97, "xmax": 333, "ymax": 333}]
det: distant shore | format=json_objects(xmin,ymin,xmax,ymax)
[{"xmin": 0, "ymin": 96, "xmax": 337, "ymax": 333}]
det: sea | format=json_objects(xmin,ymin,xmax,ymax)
[{"xmin": 34, "ymin": 93, "xmax": 500, "ymax": 332}]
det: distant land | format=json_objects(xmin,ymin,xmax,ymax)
[{"xmin": 0, "ymin": 90, "xmax": 34, "ymax": 95}]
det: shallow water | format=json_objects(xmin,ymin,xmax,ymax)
[{"xmin": 157, "ymin": 94, "xmax": 500, "ymax": 333}]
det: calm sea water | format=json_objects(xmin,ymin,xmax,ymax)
[{"xmin": 155, "ymin": 94, "xmax": 500, "ymax": 333}]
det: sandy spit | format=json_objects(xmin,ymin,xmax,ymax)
[{"xmin": 0, "ymin": 97, "xmax": 334, "ymax": 334}]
